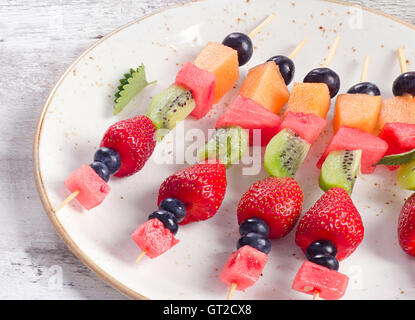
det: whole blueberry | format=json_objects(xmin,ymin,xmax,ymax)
[
  {"xmin": 304, "ymin": 67, "xmax": 341, "ymax": 98},
  {"xmin": 306, "ymin": 240, "xmax": 337, "ymax": 260},
  {"xmin": 347, "ymin": 82, "xmax": 381, "ymax": 96},
  {"xmin": 309, "ymin": 254, "xmax": 339, "ymax": 271},
  {"xmin": 237, "ymin": 233, "xmax": 271, "ymax": 254},
  {"xmin": 149, "ymin": 210, "xmax": 178, "ymax": 235},
  {"xmin": 90, "ymin": 161, "xmax": 110, "ymax": 182},
  {"xmin": 239, "ymin": 218, "xmax": 270, "ymax": 238},
  {"xmin": 159, "ymin": 198, "xmax": 186, "ymax": 223},
  {"xmin": 393, "ymin": 72, "xmax": 415, "ymax": 97},
  {"xmin": 94, "ymin": 147, "xmax": 121, "ymax": 175},
  {"xmin": 222, "ymin": 32, "xmax": 253, "ymax": 66},
  {"xmin": 267, "ymin": 55, "xmax": 295, "ymax": 85}
]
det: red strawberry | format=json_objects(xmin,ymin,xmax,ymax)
[
  {"xmin": 158, "ymin": 160, "xmax": 227, "ymax": 225},
  {"xmin": 237, "ymin": 177, "xmax": 303, "ymax": 239},
  {"xmin": 398, "ymin": 193, "xmax": 415, "ymax": 257},
  {"xmin": 101, "ymin": 116, "xmax": 156, "ymax": 177},
  {"xmin": 296, "ymin": 188, "xmax": 364, "ymax": 261}
]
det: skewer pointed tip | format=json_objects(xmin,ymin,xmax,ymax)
[
  {"xmin": 313, "ymin": 290, "xmax": 320, "ymax": 300},
  {"xmin": 248, "ymin": 13, "xmax": 277, "ymax": 39},
  {"xmin": 288, "ymin": 38, "xmax": 308, "ymax": 60},
  {"xmin": 54, "ymin": 190, "xmax": 80, "ymax": 213},
  {"xmin": 360, "ymin": 54, "xmax": 371, "ymax": 83},
  {"xmin": 398, "ymin": 47, "xmax": 408, "ymax": 74},
  {"xmin": 325, "ymin": 36, "xmax": 341, "ymax": 68},
  {"xmin": 226, "ymin": 283, "xmax": 237, "ymax": 300},
  {"xmin": 135, "ymin": 251, "xmax": 147, "ymax": 264}
]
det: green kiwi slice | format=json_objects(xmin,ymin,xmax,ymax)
[
  {"xmin": 197, "ymin": 126, "xmax": 249, "ymax": 167},
  {"xmin": 319, "ymin": 149, "xmax": 362, "ymax": 195},
  {"xmin": 397, "ymin": 158, "xmax": 415, "ymax": 190},
  {"xmin": 264, "ymin": 128, "xmax": 311, "ymax": 178},
  {"xmin": 146, "ymin": 84, "xmax": 195, "ymax": 140}
]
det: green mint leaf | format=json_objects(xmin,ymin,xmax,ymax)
[
  {"xmin": 377, "ymin": 148, "xmax": 415, "ymax": 166},
  {"xmin": 114, "ymin": 64, "xmax": 157, "ymax": 115}
]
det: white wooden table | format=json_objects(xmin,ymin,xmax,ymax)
[{"xmin": 1, "ymin": 0, "xmax": 414, "ymax": 300}]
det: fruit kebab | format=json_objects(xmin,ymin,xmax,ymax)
[
  {"xmin": 219, "ymin": 39, "xmax": 345, "ymax": 300},
  {"xmin": 221, "ymin": 177, "xmax": 303, "ymax": 300},
  {"xmin": 374, "ymin": 49, "xmax": 415, "ymax": 259},
  {"xmin": 288, "ymin": 55, "xmax": 385, "ymax": 300},
  {"xmin": 131, "ymin": 39, "xmax": 309, "ymax": 263},
  {"xmin": 292, "ymin": 188, "xmax": 364, "ymax": 300},
  {"xmin": 318, "ymin": 55, "xmax": 388, "ymax": 195},
  {"xmin": 296, "ymin": 50, "xmax": 414, "ymax": 300},
  {"xmin": 397, "ymin": 194, "xmax": 415, "ymax": 258},
  {"xmin": 376, "ymin": 48, "xmax": 415, "ymax": 172},
  {"xmin": 54, "ymin": 14, "xmax": 276, "ymax": 213},
  {"xmin": 263, "ymin": 36, "xmax": 342, "ymax": 180},
  {"xmin": 290, "ymin": 57, "xmax": 386, "ymax": 300},
  {"xmin": 389, "ymin": 153, "xmax": 415, "ymax": 258}
]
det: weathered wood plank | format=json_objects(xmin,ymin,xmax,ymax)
[{"xmin": 0, "ymin": 0, "xmax": 186, "ymax": 300}]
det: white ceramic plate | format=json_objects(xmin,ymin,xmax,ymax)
[{"xmin": 34, "ymin": 0, "xmax": 415, "ymax": 300}]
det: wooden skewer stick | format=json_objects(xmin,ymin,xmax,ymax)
[
  {"xmin": 226, "ymin": 283, "xmax": 238, "ymax": 300},
  {"xmin": 360, "ymin": 54, "xmax": 371, "ymax": 83},
  {"xmin": 288, "ymin": 38, "xmax": 308, "ymax": 60},
  {"xmin": 325, "ymin": 36, "xmax": 341, "ymax": 68},
  {"xmin": 313, "ymin": 290, "xmax": 320, "ymax": 300},
  {"xmin": 398, "ymin": 47, "xmax": 408, "ymax": 74},
  {"xmin": 248, "ymin": 13, "xmax": 276, "ymax": 39},
  {"xmin": 135, "ymin": 251, "xmax": 147, "ymax": 263},
  {"xmin": 54, "ymin": 190, "xmax": 80, "ymax": 213}
]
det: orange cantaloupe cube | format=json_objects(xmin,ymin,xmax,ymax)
[
  {"xmin": 378, "ymin": 96, "xmax": 415, "ymax": 130},
  {"xmin": 239, "ymin": 61, "xmax": 289, "ymax": 114},
  {"xmin": 285, "ymin": 83, "xmax": 331, "ymax": 119},
  {"xmin": 333, "ymin": 94, "xmax": 382, "ymax": 134},
  {"xmin": 194, "ymin": 42, "xmax": 239, "ymax": 103}
]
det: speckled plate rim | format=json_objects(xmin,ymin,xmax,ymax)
[{"xmin": 33, "ymin": 0, "xmax": 415, "ymax": 300}]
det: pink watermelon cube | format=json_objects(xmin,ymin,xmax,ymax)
[
  {"xmin": 176, "ymin": 62, "xmax": 216, "ymax": 119},
  {"xmin": 317, "ymin": 126, "xmax": 388, "ymax": 174},
  {"xmin": 292, "ymin": 261, "xmax": 349, "ymax": 300},
  {"xmin": 219, "ymin": 245, "xmax": 268, "ymax": 291},
  {"xmin": 281, "ymin": 112, "xmax": 328, "ymax": 144},
  {"xmin": 216, "ymin": 95, "xmax": 281, "ymax": 146},
  {"xmin": 131, "ymin": 219, "xmax": 179, "ymax": 259},
  {"xmin": 64, "ymin": 164, "xmax": 110, "ymax": 210}
]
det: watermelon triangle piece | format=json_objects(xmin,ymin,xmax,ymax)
[
  {"xmin": 216, "ymin": 95, "xmax": 281, "ymax": 146},
  {"xmin": 379, "ymin": 122, "xmax": 415, "ymax": 171},
  {"xmin": 317, "ymin": 126, "xmax": 388, "ymax": 174},
  {"xmin": 281, "ymin": 112, "xmax": 327, "ymax": 144},
  {"xmin": 379, "ymin": 122, "xmax": 415, "ymax": 156}
]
